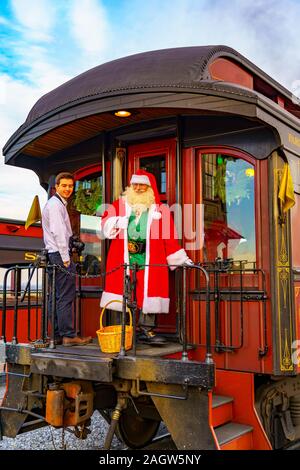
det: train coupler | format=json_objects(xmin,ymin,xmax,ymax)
[{"xmin": 45, "ymin": 380, "xmax": 94, "ymax": 428}]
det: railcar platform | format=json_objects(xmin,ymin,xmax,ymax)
[
  {"xmin": 1, "ymin": 340, "xmax": 215, "ymax": 389},
  {"xmin": 31, "ymin": 340, "xmax": 211, "ymax": 385},
  {"xmin": 51, "ymin": 339, "xmax": 185, "ymax": 358}
]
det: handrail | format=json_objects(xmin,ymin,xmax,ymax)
[
  {"xmin": 190, "ymin": 260, "xmax": 268, "ymax": 356},
  {"xmin": 186, "ymin": 264, "xmax": 213, "ymax": 364},
  {"xmin": 1, "ymin": 259, "xmax": 214, "ymax": 367},
  {"xmin": 1, "ymin": 265, "xmax": 44, "ymax": 345},
  {"xmin": 1, "ymin": 266, "xmax": 15, "ymax": 342}
]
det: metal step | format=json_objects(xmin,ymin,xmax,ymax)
[
  {"xmin": 212, "ymin": 395, "xmax": 234, "ymax": 408},
  {"xmin": 212, "ymin": 395, "xmax": 234, "ymax": 427},
  {"xmin": 215, "ymin": 422, "xmax": 253, "ymax": 447}
]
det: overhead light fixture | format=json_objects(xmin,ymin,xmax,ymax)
[{"xmin": 114, "ymin": 110, "xmax": 132, "ymax": 118}]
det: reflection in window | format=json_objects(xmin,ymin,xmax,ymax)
[
  {"xmin": 202, "ymin": 154, "xmax": 256, "ymax": 263},
  {"xmin": 75, "ymin": 174, "xmax": 102, "ymax": 216},
  {"xmin": 140, "ymin": 155, "xmax": 166, "ymax": 194},
  {"xmin": 74, "ymin": 172, "xmax": 102, "ymax": 275}
]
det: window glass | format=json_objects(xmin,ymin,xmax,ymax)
[
  {"xmin": 74, "ymin": 172, "xmax": 102, "ymax": 275},
  {"xmin": 202, "ymin": 154, "xmax": 256, "ymax": 263},
  {"xmin": 140, "ymin": 155, "xmax": 166, "ymax": 194}
]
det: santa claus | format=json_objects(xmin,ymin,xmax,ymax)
[{"xmin": 100, "ymin": 169, "xmax": 192, "ymax": 343}]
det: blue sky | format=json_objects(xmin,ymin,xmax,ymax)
[{"xmin": 1, "ymin": 0, "xmax": 300, "ymax": 220}]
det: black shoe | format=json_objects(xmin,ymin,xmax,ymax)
[{"xmin": 138, "ymin": 329, "xmax": 167, "ymax": 345}]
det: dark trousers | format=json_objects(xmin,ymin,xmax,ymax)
[
  {"xmin": 48, "ymin": 252, "xmax": 76, "ymax": 338},
  {"xmin": 131, "ymin": 270, "xmax": 156, "ymax": 329}
]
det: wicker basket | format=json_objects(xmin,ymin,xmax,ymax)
[{"xmin": 96, "ymin": 300, "xmax": 133, "ymax": 353}]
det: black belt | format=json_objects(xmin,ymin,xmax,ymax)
[{"xmin": 128, "ymin": 241, "xmax": 146, "ymax": 254}]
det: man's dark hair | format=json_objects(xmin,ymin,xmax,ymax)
[{"xmin": 55, "ymin": 172, "xmax": 74, "ymax": 185}]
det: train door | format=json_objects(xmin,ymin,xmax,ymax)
[
  {"xmin": 127, "ymin": 138, "xmax": 177, "ymax": 334},
  {"xmin": 72, "ymin": 164, "xmax": 103, "ymax": 337},
  {"xmin": 183, "ymin": 147, "xmax": 268, "ymax": 372}
]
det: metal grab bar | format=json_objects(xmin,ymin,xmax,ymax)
[
  {"xmin": 1, "ymin": 260, "xmax": 213, "ymax": 368},
  {"xmin": 191, "ymin": 260, "xmax": 268, "ymax": 356},
  {"xmin": 1, "ymin": 264, "xmax": 43, "ymax": 345}
]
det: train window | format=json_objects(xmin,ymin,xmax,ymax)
[
  {"xmin": 74, "ymin": 172, "xmax": 102, "ymax": 275},
  {"xmin": 202, "ymin": 154, "xmax": 256, "ymax": 263},
  {"xmin": 139, "ymin": 155, "xmax": 166, "ymax": 195}
]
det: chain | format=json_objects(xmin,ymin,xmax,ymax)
[
  {"xmin": 49, "ymin": 426, "xmax": 57, "ymax": 450},
  {"xmin": 60, "ymin": 426, "xmax": 67, "ymax": 450},
  {"xmin": 52, "ymin": 263, "xmax": 124, "ymax": 279},
  {"xmin": 49, "ymin": 261, "xmax": 198, "ymax": 279}
]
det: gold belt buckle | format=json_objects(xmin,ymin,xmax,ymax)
[{"xmin": 128, "ymin": 241, "xmax": 139, "ymax": 254}]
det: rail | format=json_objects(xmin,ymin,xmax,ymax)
[
  {"xmin": 190, "ymin": 258, "xmax": 268, "ymax": 356},
  {"xmin": 0, "ymin": 253, "xmax": 213, "ymax": 364},
  {"xmin": 1, "ymin": 265, "xmax": 44, "ymax": 344}
]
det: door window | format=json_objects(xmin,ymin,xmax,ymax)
[
  {"xmin": 202, "ymin": 153, "xmax": 256, "ymax": 263},
  {"xmin": 140, "ymin": 155, "xmax": 167, "ymax": 196},
  {"xmin": 74, "ymin": 172, "xmax": 102, "ymax": 275}
]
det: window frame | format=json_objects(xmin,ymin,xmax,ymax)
[
  {"xmin": 196, "ymin": 146, "xmax": 259, "ymax": 264},
  {"xmin": 73, "ymin": 163, "xmax": 103, "ymax": 280}
]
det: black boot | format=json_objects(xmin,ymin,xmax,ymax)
[
  {"xmin": 138, "ymin": 313, "xmax": 167, "ymax": 345},
  {"xmin": 138, "ymin": 327, "xmax": 167, "ymax": 345}
]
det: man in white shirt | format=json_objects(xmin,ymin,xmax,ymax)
[{"xmin": 42, "ymin": 172, "xmax": 91, "ymax": 346}]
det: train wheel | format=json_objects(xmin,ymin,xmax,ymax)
[{"xmin": 116, "ymin": 405, "xmax": 161, "ymax": 449}]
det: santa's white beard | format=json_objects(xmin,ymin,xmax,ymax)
[{"xmin": 123, "ymin": 186, "xmax": 155, "ymax": 215}]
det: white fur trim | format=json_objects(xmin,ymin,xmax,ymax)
[
  {"xmin": 152, "ymin": 211, "xmax": 161, "ymax": 220},
  {"xmin": 123, "ymin": 203, "xmax": 132, "ymax": 273},
  {"xmin": 141, "ymin": 205, "xmax": 170, "ymax": 313},
  {"xmin": 118, "ymin": 216, "xmax": 129, "ymax": 229},
  {"xmin": 100, "ymin": 292, "xmax": 124, "ymax": 311},
  {"xmin": 102, "ymin": 217, "xmax": 120, "ymax": 239},
  {"xmin": 167, "ymin": 248, "xmax": 189, "ymax": 271},
  {"xmin": 143, "ymin": 205, "xmax": 154, "ymax": 312},
  {"xmin": 142, "ymin": 296, "xmax": 170, "ymax": 314},
  {"xmin": 130, "ymin": 174, "xmax": 151, "ymax": 185}
]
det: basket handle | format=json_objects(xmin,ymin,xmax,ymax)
[{"xmin": 100, "ymin": 300, "xmax": 132, "ymax": 330}]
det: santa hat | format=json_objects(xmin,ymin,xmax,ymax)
[{"xmin": 130, "ymin": 169, "xmax": 161, "ymax": 205}]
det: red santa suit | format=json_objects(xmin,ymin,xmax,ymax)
[{"xmin": 100, "ymin": 170, "xmax": 190, "ymax": 314}]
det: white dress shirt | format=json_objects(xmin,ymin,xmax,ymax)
[{"xmin": 42, "ymin": 194, "xmax": 73, "ymax": 262}]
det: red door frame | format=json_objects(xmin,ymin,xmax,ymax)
[
  {"xmin": 127, "ymin": 138, "xmax": 177, "ymax": 333},
  {"xmin": 182, "ymin": 145, "xmax": 272, "ymax": 373},
  {"xmin": 127, "ymin": 138, "xmax": 177, "ymax": 205},
  {"xmin": 73, "ymin": 163, "xmax": 102, "ymax": 181}
]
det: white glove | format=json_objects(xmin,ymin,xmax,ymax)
[
  {"xmin": 117, "ymin": 216, "xmax": 129, "ymax": 230},
  {"xmin": 184, "ymin": 257, "xmax": 194, "ymax": 267}
]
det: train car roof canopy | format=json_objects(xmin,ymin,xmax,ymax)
[
  {"xmin": 3, "ymin": 45, "xmax": 300, "ymax": 161},
  {"xmin": 22, "ymin": 45, "xmax": 300, "ymax": 125}
]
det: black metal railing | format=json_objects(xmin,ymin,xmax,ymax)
[
  {"xmin": 190, "ymin": 258, "xmax": 268, "ymax": 356},
  {"xmin": 1, "ymin": 254, "xmax": 268, "ymax": 361},
  {"xmin": 117, "ymin": 262, "xmax": 213, "ymax": 364},
  {"xmin": 1, "ymin": 265, "xmax": 44, "ymax": 344},
  {"xmin": 0, "ymin": 255, "xmax": 214, "ymax": 365}
]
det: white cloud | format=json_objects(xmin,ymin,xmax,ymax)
[
  {"xmin": 109, "ymin": 0, "xmax": 300, "ymax": 90},
  {"xmin": 2, "ymin": 0, "xmax": 300, "ymax": 223},
  {"xmin": 0, "ymin": 167, "xmax": 47, "ymax": 220},
  {"xmin": 11, "ymin": 43, "xmax": 72, "ymax": 91},
  {"xmin": 11, "ymin": 0, "xmax": 57, "ymax": 42},
  {"xmin": 68, "ymin": 0, "xmax": 110, "ymax": 56},
  {"xmin": 0, "ymin": 15, "xmax": 9, "ymax": 25},
  {"xmin": 0, "ymin": 73, "xmax": 47, "ymax": 220}
]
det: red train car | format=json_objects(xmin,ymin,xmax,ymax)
[
  {"xmin": 0, "ymin": 219, "xmax": 44, "ymax": 344},
  {"xmin": 0, "ymin": 218, "xmax": 43, "ymax": 267},
  {"xmin": 1, "ymin": 45, "xmax": 300, "ymax": 450}
]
